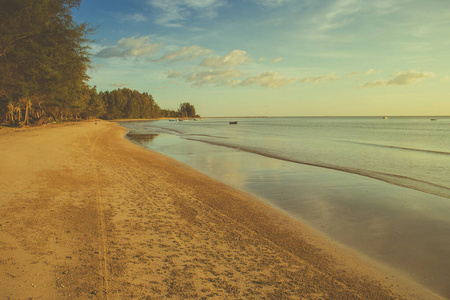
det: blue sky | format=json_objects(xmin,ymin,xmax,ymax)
[{"xmin": 73, "ymin": 0, "xmax": 450, "ymax": 116}]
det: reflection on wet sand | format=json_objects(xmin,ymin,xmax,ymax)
[{"xmin": 126, "ymin": 132, "xmax": 159, "ymax": 145}]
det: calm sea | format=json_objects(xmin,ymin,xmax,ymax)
[{"xmin": 123, "ymin": 116, "xmax": 450, "ymax": 298}]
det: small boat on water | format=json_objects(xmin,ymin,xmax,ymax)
[
  {"xmin": 229, "ymin": 121, "xmax": 238, "ymax": 125},
  {"xmin": 430, "ymin": 118, "xmax": 437, "ymax": 121},
  {"xmin": 382, "ymin": 116, "xmax": 388, "ymax": 119}
]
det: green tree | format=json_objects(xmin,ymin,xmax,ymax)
[
  {"xmin": 83, "ymin": 86, "xmax": 105, "ymax": 119},
  {"xmin": 100, "ymin": 88, "xmax": 165, "ymax": 119},
  {"xmin": 0, "ymin": 2, "xmax": 200, "ymax": 125},
  {"xmin": 178, "ymin": 102, "xmax": 196, "ymax": 118},
  {"xmin": 0, "ymin": 0, "xmax": 91, "ymax": 125}
]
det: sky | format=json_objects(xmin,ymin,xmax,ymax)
[{"xmin": 72, "ymin": 0, "xmax": 450, "ymax": 117}]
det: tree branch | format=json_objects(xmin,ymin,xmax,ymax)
[{"xmin": 0, "ymin": 32, "xmax": 35, "ymax": 59}]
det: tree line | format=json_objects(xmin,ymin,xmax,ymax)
[
  {"xmin": 99, "ymin": 88, "xmax": 197, "ymax": 120},
  {"xmin": 0, "ymin": 0, "xmax": 198, "ymax": 126}
]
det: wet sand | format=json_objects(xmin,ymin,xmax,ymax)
[
  {"xmin": 0, "ymin": 121, "xmax": 444, "ymax": 299},
  {"xmin": 128, "ymin": 130, "xmax": 450, "ymax": 298}
]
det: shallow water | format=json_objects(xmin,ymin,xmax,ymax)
[
  {"xmin": 122, "ymin": 117, "xmax": 450, "ymax": 298},
  {"xmin": 125, "ymin": 117, "xmax": 450, "ymax": 198}
]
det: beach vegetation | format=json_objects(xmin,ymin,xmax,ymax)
[
  {"xmin": 0, "ymin": 0, "xmax": 198, "ymax": 126},
  {"xmin": 100, "ymin": 88, "xmax": 161, "ymax": 120},
  {"xmin": 0, "ymin": 0, "xmax": 91, "ymax": 126},
  {"xmin": 98, "ymin": 88, "xmax": 198, "ymax": 119},
  {"xmin": 178, "ymin": 102, "xmax": 197, "ymax": 118}
]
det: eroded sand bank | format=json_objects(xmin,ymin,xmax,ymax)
[{"xmin": 0, "ymin": 121, "xmax": 443, "ymax": 299}]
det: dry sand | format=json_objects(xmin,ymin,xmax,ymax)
[{"xmin": 0, "ymin": 121, "xmax": 444, "ymax": 299}]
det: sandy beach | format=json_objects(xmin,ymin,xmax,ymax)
[{"xmin": 0, "ymin": 121, "xmax": 444, "ymax": 299}]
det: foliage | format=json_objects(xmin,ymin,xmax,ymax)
[
  {"xmin": 99, "ymin": 88, "xmax": 198, "ymax": 119},
  {"xmin": 0, "ymin": 0, "xmax": 92, "ymax": 125},
  {"xmin": 100, "ymin": 88, "xmax": 161, "ymax": 119},
  {"xmin": 178, "ymin": 102, "xmax": 197, "ymax": 118},
  {"xmin": 0, "ymin": 1, "xmax": 198, "ymax": 125}
]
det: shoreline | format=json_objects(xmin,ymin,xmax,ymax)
[
  {"xmin": 123, "ymin": 120, "xmax": 450, "ymax": 298},
  {"xmin": 0, "ymin": 120, "xmax": 443, "ymax": 299}
]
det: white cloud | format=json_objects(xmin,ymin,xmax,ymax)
[
  {"xmin": 185, "ymin": 68, "xmax": 245, "ymax": 87},
  {"xmin": 147, "ymin": 1, "xmax": 184, "ymax": 27},
  {"xmin": 226, "ymin": 79, "xmax": 243, "ymax": 87},
  {"xmin": 389, "ymin": 70, "xmax": 435, "ymax": 85},
  {"xmin": 371, "ymin": 0, "xmax": 400, "ymax": 15},
  {"xmin": 155, "ymin": 45, "xmax": 212, "ymax": 62},
  {"xmin": 359, "ymin": 80, "xmax": 387, "ymax": 88},
  {"xmin": 241, "ymin": 71, "xmax": 298, "ymax": 88},
  {"xmin": 96, "ymin": 36, "xmax": 161, "ymax": 59},
  {"xmin": 319, "ymin": 0, "xmax": 361, "ymax": 31},
  {"xmin": 346, "ymin": 69, "xmax": 375, "ymax": 78},
  {"xmin": 147, "ymin": 0, "xmax": 225, "ymax": 27},
  {"xmin": 314, "ymin": 1, "xmax": 409, "ymax": 33},
  {"xmin": 300, "ymin": 73, "xmax": 338, "ymax": 84},
  {"xmin": 360, "ymin": 70, "xmax": 435, "ymax": 88},
  {"xmin": 272, "ymin": 57, "xmax": 283, "ymax": 63},
  {"xmin": 118, "ymin": 13, "xmax": 148, "ymax": 22},
  {"xmin": 200, "ymin": 50, "xmax": 249, "ymax": 68},
  {"xmin": 254, "ymin": 0, "xmax": 291, "ymax": 7},
  {"xmin": 167, "ymin": 70, "xmax": 183, "ymax": 78}
]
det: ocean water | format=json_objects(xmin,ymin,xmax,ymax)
[{"xmin": 123, "ymin": 116, "xmax": 450, "ymax": 297}]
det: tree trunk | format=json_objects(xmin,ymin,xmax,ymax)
[
  {"xmin": 38, "ymin": 102, "xmax": 46, "ymax": 118},
  {"xmin": 19, "ymin": 98, "xmax": 31, "ymax": 126},
  {"xmin": 6, "ymin": 102, "xmax": 14, "ymax": 123},
  {"xmin": 14, "ymin": 105, "xmax": 21, "ymax": 123}
]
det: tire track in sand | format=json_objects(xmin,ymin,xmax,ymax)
[{"xmin": 83, "ymin": 126, "xmax": 110, "ymax": 298}]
